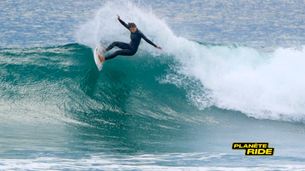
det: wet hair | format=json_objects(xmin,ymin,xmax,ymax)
[{"xmin": 128, "ymin": 23, "xmax": 137, "ymax": 28}]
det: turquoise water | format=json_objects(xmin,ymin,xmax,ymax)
[{"xmin": 1, "ymin": 0, "xmax": 305, "ymax": 170}]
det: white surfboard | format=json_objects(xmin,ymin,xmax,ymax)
[{"xmin": 93, "ymin": 46, "xmax": 105, "ymax": 71}]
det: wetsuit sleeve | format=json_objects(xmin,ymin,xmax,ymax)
[
  {"xmin": 141, "ymin": 32, "xmax": 158, "ymax": 48},
  {"xmin": 118, "ymin": 18, "xmax": 129, "ymax": 30}
]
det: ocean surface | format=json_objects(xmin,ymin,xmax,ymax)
[{"xmin": 1, "ymin": 0, "xmax": 305, "ymax": 170}]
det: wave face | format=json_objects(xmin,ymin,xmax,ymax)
[
  {"xmin": 76, "ymin": 1, "xmax": 305, "ymax": 122},
  {"xmin": 0, "ymin": 44, "xmax": 201, "ymax": 126}
]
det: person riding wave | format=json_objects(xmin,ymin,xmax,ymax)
[{"xmin": 98, "ymin": 15, "xmax": 162, "ymax": 62}]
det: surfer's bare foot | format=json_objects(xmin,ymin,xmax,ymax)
[{"xmin": 98, "ymin": 53, "xmax": 105, "ymax": 63}]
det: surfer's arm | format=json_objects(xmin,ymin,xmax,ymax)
[
  {"xmin": 141, "ymin": 33, "xmax": 159, "ymax": 48},
  {"xmin": 118, "ymin": 17, "xmax": 129, "ymax": 30}
]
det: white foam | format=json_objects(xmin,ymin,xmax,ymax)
[
  {"xmin": 1, "ymin": 153, "xmax": 305, "ymax": 171},
  {"xmin": 76, "ymin": 1, "xmax": 305, "ymax": 122}
]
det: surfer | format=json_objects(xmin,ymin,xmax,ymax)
[{"xmin": 98, "ymin": 15, "xmax": 162, "ymax": 62}]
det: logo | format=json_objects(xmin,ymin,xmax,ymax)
[{"xmin": 232, "ymin": 142, "xmax": 274, "ymax": 156}]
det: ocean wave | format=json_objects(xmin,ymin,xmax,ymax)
[
  {"xmin": 75, "ymin": 1, "xmax": 305, "ymax": 122},
  {"xmin": 1, "ymin": 1, "xmax": 305, "ymax": 125}
]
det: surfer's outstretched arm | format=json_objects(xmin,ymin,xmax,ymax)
[
  {"xmin": 117, "ymin": 15, "xmax": 129, "ymax": 30},
  {"xmin": 141, "ymin": 32, "xmax": 162, "ymax": 49}
]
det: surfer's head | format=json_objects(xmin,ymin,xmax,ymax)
[{"xmin": 128, "ymin": 23, "xmax": 137, "ymax": 32}]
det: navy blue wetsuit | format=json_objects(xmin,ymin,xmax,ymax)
[{"xmin": 105, "ymin": 18, "xmax": 158, "ymax": 60}]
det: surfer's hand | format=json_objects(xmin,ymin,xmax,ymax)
[
  {"xmin": 117, "ymin": 15, "xmax": 120, "ymax": 20},
  {"xmin": 156, "ymin": 46, "xmax": 162, "ymax": 50}
]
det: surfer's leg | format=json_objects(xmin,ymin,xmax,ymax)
[
  {"xmin": 105, "ymin": 42, "xmax": 130, "ymax": 51},
  {"xmin": 105, "ymin": 49, "xmax": 135, "ymax": 61}
]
